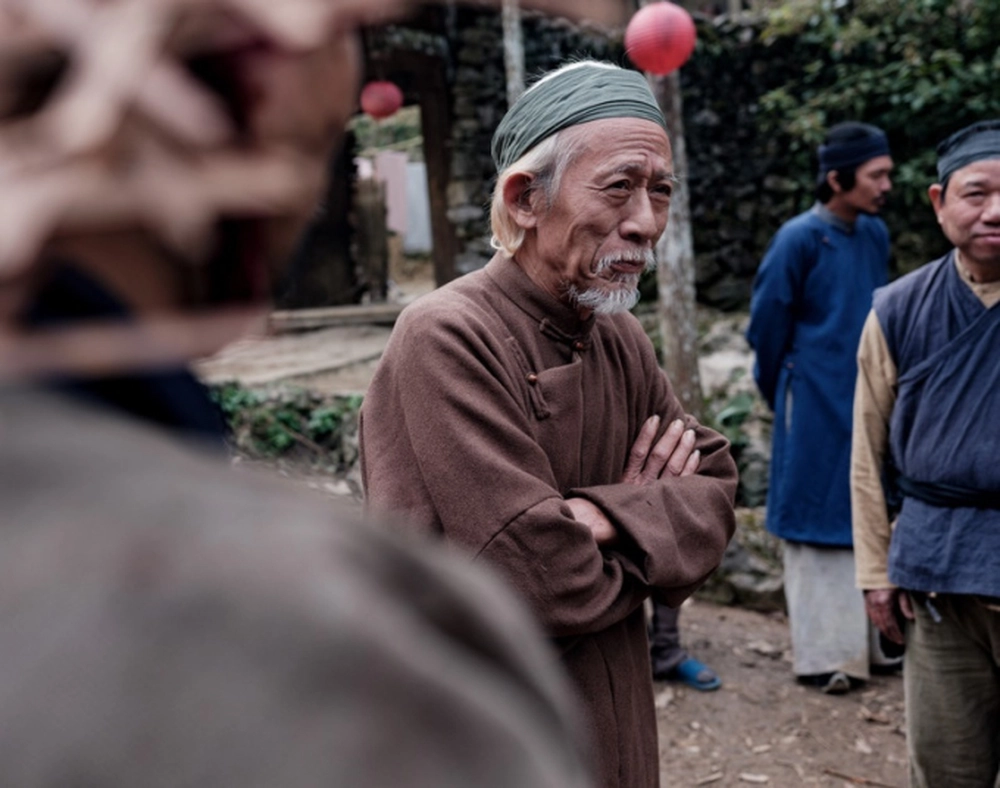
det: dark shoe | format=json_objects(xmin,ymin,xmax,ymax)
[
  {"xmin": 820, "ymin": 671, "xmax": 851, "ymax": 694},
  {"xmin": 798, "ymin": 671, "xmax": 854, "ymax": 694},
  {"xmin": 658, "ymin": 657, "xmax": 722, "ymax": 691}
]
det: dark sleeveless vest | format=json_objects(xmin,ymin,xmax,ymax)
[{"xmin": 873, "ymin": 252, "xmax": 1000, "ymax": 596}]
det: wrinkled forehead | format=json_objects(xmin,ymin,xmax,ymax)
[{"xmin": 563, "ymin": 117, "xmax": 673, "ymax": 170}]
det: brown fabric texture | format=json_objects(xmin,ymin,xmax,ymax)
[
  {"xmin": 361, "ymin": 254, "xmax": 738, "ymax": 787},
  {"xmin": 0, "ymin": 387, "xmax": 593, "ymax": 788}
]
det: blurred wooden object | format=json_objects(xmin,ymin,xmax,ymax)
[
  {"xmin": 269, "ymin": 303, "xmax": 404, "ymax": 333},
  {"xmin": 355, "ymin": 178, "xmax": 389, "ymax": 303}
]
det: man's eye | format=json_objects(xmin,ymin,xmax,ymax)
[
  {"xmin": 608, "ymin": 180, "xmax": 630, "ymax": 191},
  {"xmin": 652, "ymin": 184, "xmax": 673, "ymax": 198}
]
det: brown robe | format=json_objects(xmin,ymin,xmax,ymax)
[
  {"xmin": 0, "ymin": 387, "xmax": 593, "ymax": 788},
  {"xmin": 361, "ymin": 254, "xmax": 738, "ymax": 787}
]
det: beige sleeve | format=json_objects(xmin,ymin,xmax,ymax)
[{"xmin": 850, "ymin": 310, "xmax": 898, "ymax": 590}]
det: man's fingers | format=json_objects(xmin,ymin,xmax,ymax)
[
  {"xmin": 664, "ymin": 428, "xmax": 697, "ymax": 477},
  {"xmin": 623, "ymin": 418, "xmax": 699, "ymax": 485},
  {"xmin": 867, "ymin": 601, "xmax": 898, "ymax": 642},
  {"xmin": 641, "ymin": 419, "xmax": 685, "ymax": 483},
  {"xmin": 565, "ymin": 496, "xmax": 618, "ymax": 546},
  {"xmin": 679, "ymin": 449, "xmax": 700, "ymax": 477},
  {"xmin": 899, "ymin": 590, "xmax": 915, "ymax": 620},
  {"xmin": 622, "ymin": 415, "xmax": 660, "ymax": 484},
  {"xmin": 864, "ymin": 589, "xmax": 905, "ymax": 644}
]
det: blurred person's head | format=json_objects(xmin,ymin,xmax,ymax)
[{"xmin": 0, "ymin": 0, "xmax": 624, "ymax": 379}]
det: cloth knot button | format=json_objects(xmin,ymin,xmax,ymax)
[{"xmin": 526, "ymin": 373, "xmax": 538, "ymax": 385}]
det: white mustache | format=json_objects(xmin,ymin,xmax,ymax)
[{"xmin": 594, "ymin": 248, "xmax": 657, "ymax": 275}]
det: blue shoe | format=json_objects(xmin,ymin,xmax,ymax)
[{"xmin": 667, "ymin": 657, "xmax": 721, "ymax": 691}]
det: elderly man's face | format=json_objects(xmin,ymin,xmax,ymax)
[
  {"xmin": 526, "ymin": 118, "xmax": 673, "ymax": 316},
  {"xmin": 929, "ymin": 159, "xmax": 1000, "ymax": 271}
]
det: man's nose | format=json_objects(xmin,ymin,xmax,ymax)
[
  {"xmin": 981, "ymin": 193, "xmax": 1000, "ymax": 223},
  {"xmin": 620, "ymin": 190, "xmax": 662, "ymax": 243}
]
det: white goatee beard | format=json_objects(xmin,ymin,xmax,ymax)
[{"xmin": 564, "ymin": 248, "xmax": 656, "ymax": 315}]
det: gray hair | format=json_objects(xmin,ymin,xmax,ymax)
[{"xmin": 489, "ymin": 128, "xmax": 586, "ymax": 257}]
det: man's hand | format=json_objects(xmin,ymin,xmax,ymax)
[
  {"xmin": 564, "ymin": 497, "xmax": 618, "ymax": 546},
  {"xmin": 864, "ymin": 588, "xmax": 914, "ymax": 645},
  {"xmin": 621, "ymin": 415, "xmax": 700, "ymax": 486},
  {"xmin": 566, "ymin": 415, "xmax": 701, "ymax": 547}
]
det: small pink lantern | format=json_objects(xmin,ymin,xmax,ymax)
[{"xmin": 360, "ymin": 80, "xmax": 404, "ymax": 120}]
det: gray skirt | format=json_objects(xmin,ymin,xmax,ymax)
[{"xmin": 783, "ymin": 542, "xmax": 896, "ymax": 679}]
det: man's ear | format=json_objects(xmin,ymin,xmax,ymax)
[
  {"xmin": 502, "ymin": 173, "xmax": 541, "ymax": 230},
  {"xmin": 826, "ymin": 169, "xmax": 842, "ymax": 194},
  {"xmin": 928, "ymin": 183, "xmax": 944, "ymax": 222}
]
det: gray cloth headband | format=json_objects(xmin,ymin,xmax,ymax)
[
  {"xmin": 491, "ymin": 63, "xmax": 666, "ymax": 173},
  {"xmin": 817, "ymin": 129, "xmax": 890, "ymax": 174},
  {"xmin": 937, "ymin": 119, "xmax": 1000, "ymax": 182}
]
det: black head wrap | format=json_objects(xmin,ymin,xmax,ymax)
[
  {"xmin": 817, "ymin": 123, "xmax": 890, "ymax": 175},
  {"xmin": 491, "ymin": 62, "xmax": 666, "ymax": 173},
  {"xmin": 936, "ymin": 119, "xmax": 1000, "ymax": 182}
]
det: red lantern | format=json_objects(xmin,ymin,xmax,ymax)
[
  {"xmin": 360, "ymin": 80, "xmax": 404, "ymax": 120},
  {"xmin": 624, "ymin": 2, "xmax": 697, "ymax": 76}
]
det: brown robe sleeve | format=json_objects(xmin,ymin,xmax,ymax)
[
  {"xmin": 362, "ymin": 303, "xmax": 737, "ymax": 638},
  {"xmin": 569, "ymin": 361, "xmax": 738, "ymax": 608}
]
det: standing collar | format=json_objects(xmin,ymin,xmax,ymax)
[
  {"xmin": 483, "ymin": 254, "xmax": 596, "ymax": 347},
  {"xmin": 811, "ymin": 202, "xmax": 855, "ymax": 235}
]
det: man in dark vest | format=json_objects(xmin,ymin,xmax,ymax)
[{"xmin": 852, "ymin": 118, "xmax": 1000, "ymax": 787}]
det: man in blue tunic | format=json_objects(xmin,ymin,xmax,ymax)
[
  {"xmin": 852, "ymin": 119, "xmax": 1000, "ymax": 787},
  {"xmin": 747, "ymin": 122, "xmax": 894, "ymax": 693}
]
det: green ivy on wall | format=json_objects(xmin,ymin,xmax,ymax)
[{"xmin": 755, "ymin": 0, "xmax": 1000, "ymax": 274}]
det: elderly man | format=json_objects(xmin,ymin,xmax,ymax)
[
  {"xmin": 746, "ymin": 122, "xmax": 894, "ymax": 694},
  {"xmin": 0, "ymin": 1, "xmax": 615, "ymax": 785},
  {"xmin": 852, "ymin": 119, "xmax": 1000, "ymax": 787},
  {"xmin": 361, "ymin": 61, "xmax": 738, "ymax": 788}
]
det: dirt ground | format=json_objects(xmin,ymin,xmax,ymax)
[{"xmin": 653, "ymin": 598, "xmax": 907, "ymax": 788}]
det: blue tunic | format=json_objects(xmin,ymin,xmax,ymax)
[
  {"xmin": 747, "ymin": 206, "xmax": 889, "ymax": 545},
  {"xmin": 873, "ymin": 253, "xmax": 1000, "ymax": 597}
]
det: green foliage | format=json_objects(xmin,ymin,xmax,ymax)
[
  {"xmin": 211, "ymin": 383, "xmax": 363, "ymax": 467},
  {"xmin": 711, "ymin": 389, "xmax": 755, "ymax": 452},
  {"xmin": 350, "ymin": 105, "xmax": 424, "ymax": 160},
  {"xmin": 756, "ymin": 0, "xmax": 1000, "ymax": 273}
]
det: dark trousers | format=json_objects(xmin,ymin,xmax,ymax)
[{"xmin": 648, "ymin": 600, "xmax": 688, "ymax": 674}]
